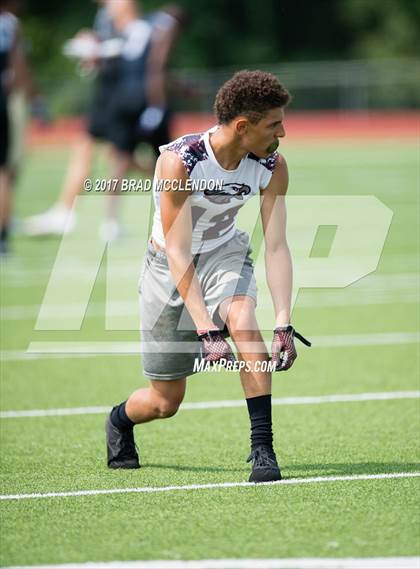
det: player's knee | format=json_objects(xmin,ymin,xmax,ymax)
[
  {"xmin": 155, "ymin": 398, "xmax": 180, "ymax": 419},
  {"xmin": 225, "ymin": 297, "xmax": 258, "ymax": 335},
  {"xmin": 230, "ymin": 328, "xmax": 262, "ymax": 345},
  {"xmin": 150, "ymin": 378, "xmax": 185, "ymax": 419},
  {"xmin": 227, "ymin": 313, "xmax": 260, "ymax": 340}
]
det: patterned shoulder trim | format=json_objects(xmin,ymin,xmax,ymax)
[
  {"xmin": 164, "ymin": 133, "xmax": 208, "ymax": 175},
  {"xmin": 248, "ymin": 151, "xmax": 278, "ymax": 172}
]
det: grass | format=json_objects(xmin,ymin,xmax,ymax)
[{"xmin": 0, "ymin": 137, "xmax": 419, "ymax": 566}]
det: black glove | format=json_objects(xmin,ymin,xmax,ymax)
[
  {"xmin": 271, "ymin": 325, "xmax": 311, "ymax": 371},
  {"xmin": 197, "ymin": 329, "xmax": 236, "ymax": 366}
]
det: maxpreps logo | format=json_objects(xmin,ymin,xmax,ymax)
[{"xmin": 204, "ymin": 182, "xmax": 251, "ymax": 204}]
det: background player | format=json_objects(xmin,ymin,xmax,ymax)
[
  {"xmin": 101, "ymin": 0, "xmax": 185, "ymax": 239},
  {"xmin": 0, "ymin": 0, "xmax": 45, "ymax": 253},
  {"xmin": 24, "ymin": 0, "xmax": 185, "ymax": 241},
  {"xmin": 23, "ymin": 0, "xmax": 123, "ymax": 238}
]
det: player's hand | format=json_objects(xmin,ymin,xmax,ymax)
[
  {"xmin": 271, "ymin": 325, "xmax": 311, "ymax": 371},
  {"xmin": 138, "ymin": 106, "xmax": 165, "ymax": 135},
  {"xmin": 63, "ymin": 31, "xmax": 101, "ymax": 64},
  {"xmin": 197, "ymin": 329, "xmax": 236, "ymax": 366}
]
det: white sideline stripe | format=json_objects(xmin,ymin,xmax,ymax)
[
  {"xmin": 1, "ymin": 391, "xmax": 419, "ymax": 419},
  {"xmin": 2, "ymin": 557, "xmax": 419, "ymax": 569},
  {"xmin": 1, "ymin": 472, "xmax": 419, "ymax": 502}
]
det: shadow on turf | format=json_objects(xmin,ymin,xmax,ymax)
[
  {"xmin": 144, "ymin": 463, "xmax": 248, "ymax": 473},
  {"xmin": 143, "ymin": 461, "xmax": 420, "ymax": 476},
  {"xmin": 286, "ymin": 462, "xmax": 420, "ymax": 476}
]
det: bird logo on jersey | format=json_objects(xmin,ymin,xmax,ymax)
[{"xmin": 204, "ymin": 183, "xmax": 251, "ymax": 204}]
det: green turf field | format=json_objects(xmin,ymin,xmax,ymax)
[{"xmin": 0, "ymin": 138, "xmax": 419, "ymax": 567}]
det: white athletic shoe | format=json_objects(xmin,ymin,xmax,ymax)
[
  {"xmin": 24, "ymin": 204, "xmax": 76, "ymax": 236},
  {"xmin": 99, "ymin": 219, "xmax": 123, "ymax": 242}
]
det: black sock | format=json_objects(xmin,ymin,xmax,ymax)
[
  {"xmin": 110, "ymin": 401, "xmax": 135, "ymax": 431},
  {"xmin": 246, "ymin": 394, "xmax": 273, "ymax": 450}
]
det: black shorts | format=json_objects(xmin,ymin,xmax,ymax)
[
  {"xmin": 105, "ymin": 76, "xmax": 172, "ymax": 155},
  {"xmin": 86, "ymin": 78, "xmax": 115, "ymax": 142},
  {"xmin": 106, "ymin": 78, "xmax": 145, "ymax": 153},
  {"xmin": 0, "ymin": 93, "xmax": 9, "ymax": 167},
  {"xmin": 108, "ymin": 106, "xmax": 172, "ymax": 156}
]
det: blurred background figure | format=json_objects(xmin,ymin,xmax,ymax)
[
  {"xmin": 6, "ymin": 1, "xmax": 49, "ymax": 185},
  {"xmin": 24, "ymin": 0, "xmax": 185, "ymax": 241},
  {"xmin": 0, "ymin": 0, "xmax": 46, "ymax": 255},
  {"xmin": 101, "ymin": 0, "xmax": 185, "ymax": 240},
  {"xmin": 0, "ymin": 1, "xmax": 15, "ymax": 255},
  {"xmin": 23, "ymin": 0, "xmax": 121, "ymax": 238}
]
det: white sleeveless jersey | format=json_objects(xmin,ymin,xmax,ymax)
[{"xmin": 151, "ymin": 127, "xmax": 278, "ymax": 254}]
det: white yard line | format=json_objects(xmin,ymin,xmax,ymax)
[
  {"xmin": 0, "ymin": 331, "xmax": 418, "ymax": 362},
  {"xmin": 1, "ymin": 472, "xmax": 419, "ymax": 502},
  {"xmin": 0, "ymin": 351, "xmax": 106, "ymax": 361},
  {"xmin": 21, "ymin": 331, "xmax": 420, "ymax": 352},
  {"xmin": 2, "ymin": 272, "xmax": 419, "ymax": 317},
  {"xmin": 1, "ymin": 391, "xmax": 418, "ymax": 419},
  {"xmin": 2, "ymin": 556, "xmax": 419, "ymax": 569}
]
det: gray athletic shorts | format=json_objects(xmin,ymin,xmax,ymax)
[{"xmin": 139, "ymin": 229, "xmax": 257, "ymax": 380}]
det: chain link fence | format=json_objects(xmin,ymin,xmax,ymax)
[
  {"xmin": 169, "ymin": 58, "xmax": 420, "ymax": 112},
  {"xmin": 43, "ymin": 58, "xmax": 420, "ymax": 116}
]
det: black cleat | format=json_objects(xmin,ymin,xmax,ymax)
[
  {"xmin": 105, "ymin": 414, "xmax": 140, "ymax": 469},
  {"xmin": 247, "ymin": 446, "xmax": 281, "ymax": 483}
]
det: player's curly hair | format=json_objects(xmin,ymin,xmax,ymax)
[{"xmin": 214, "ymin": 70, "xmax": 291, "ymax": 125}]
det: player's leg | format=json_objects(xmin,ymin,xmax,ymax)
[
  {"xmin": 99, "ymin": 102, "xmax": 141, "ymax": 241},
  {"xmin": 98, "ymin": 146, "xmax": 131, "ymax": 241},
  {"xmin": 0, "ymin": 93, "xmax": 11, "ymax": 255},
  {"xmin": 125, "ymin": 378, "xmax": 186, "ymax": 423},
  {"xmin": 59, "ymin": 133, "xmax": 95, "ymax": 209},
  {"xmin": 219, "ymin": 295, "xmax": 271, "ymax": 395},
  {"xmin": 0, "ymin": 168, "xmax": 11, "ymax": 255},
  {"xmin": 130, "ymin": 153, "xmax": 155, "ymax": 176},
  {"xmin": 24, "ymin": 70, "xmax": 114, "ymax": 237},
  {"xmin": 106, "ymin": 378, "xmax": 186, "ymax": 469},
  {"xmin": 7, "ymin": 89, "xmax": 29, "ymax": 187},
  {"xmin": 106, "ymin": 235, "xmax": 198, "ymax": 469},
  {"xmin": 219, "ymin": 295, "xmax": 281, "ymax": 482},
  {"xmin": 23, "ymin": 133, "xmax": 94, "ymax": 236}
]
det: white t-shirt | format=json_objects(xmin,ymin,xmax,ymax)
[
  {"xmin": 151, "ymin": 127, "xmax": 278, "ymax": 254},
  {"xmin": 121, "ymin": 19, "xmax": 152, "ymax": 61}
]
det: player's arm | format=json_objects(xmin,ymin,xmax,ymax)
[
  {"xmin": 138, "ymin": 17, "xmax": 180, "ymax": 135},
  {"xmin": 144, "ymin": 17, "xmax": 179, "ymax": 108},
  {"xmin": 260, "ymin": 155, "xmax": 311, "ymax": 370},
  {"xmin": 159, "ymin": 151, "xmax": 215, "ymax": 331},
  {"xmin": 260, "ymin": 154, "xmax": 292, "ymax": 327},
  {"xmin": 9, "ymin": 23, "xmax": 48, "ymax": 122}
]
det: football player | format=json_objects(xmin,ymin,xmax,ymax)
[{"xmin": 106, "ymin": 70, "xmax": 310, "ymax": 482}]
